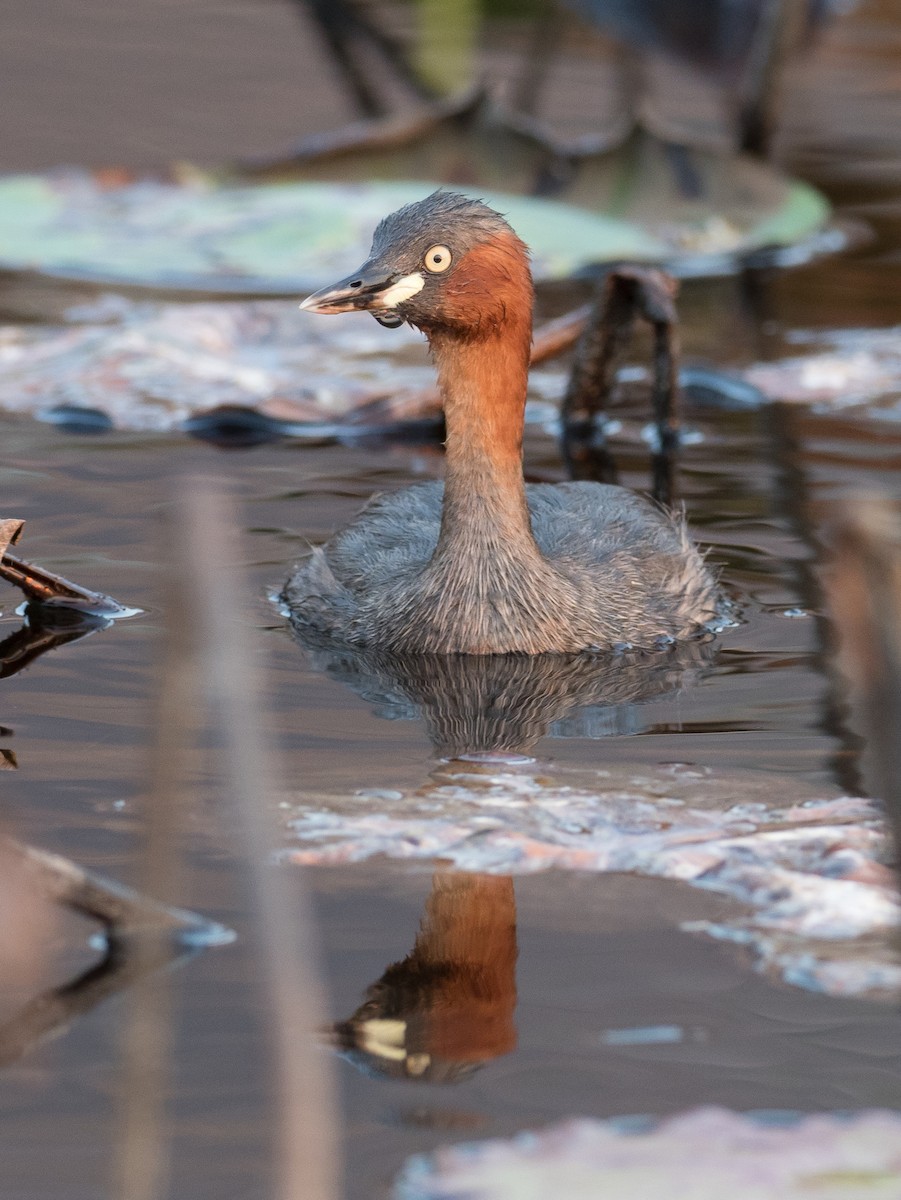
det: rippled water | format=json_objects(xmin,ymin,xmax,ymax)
[
  {"xmin": 3, "ymin": 4, "xmax": 901, "ymax": 1197},
  {"xmin": 3, "ymin": 310, "xmax": 901, "ymax": 1195}
]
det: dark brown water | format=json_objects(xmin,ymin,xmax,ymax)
[{"xmin": 3, "ymin": 2, "xmax": 901, "ymax": 1197}]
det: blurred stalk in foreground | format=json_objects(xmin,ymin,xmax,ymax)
[
  {"xmin": 184, "ymin": 483, "xmax": 340, "ymax": 1200},
  {"xmin": 114, "ymin": 494, "xmax": 200, "ymax": 1200},
  {"xmin": 824, "ymin": 497, "xmax": 901, "ymax": 872},
  {"xmin": 416, "ymin": 0, "xmax": 480, "ymax": 94}
]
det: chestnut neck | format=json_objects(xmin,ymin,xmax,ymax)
[{"xmin": 428, "ymin": 310, "xmax": 541, "ymax": 562}]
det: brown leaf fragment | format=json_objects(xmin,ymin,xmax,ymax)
[{"xmin": 0, "ymin": 520, "xmax": 24, "ymax": 559}]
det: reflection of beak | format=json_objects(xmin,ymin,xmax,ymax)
[
  {"xmin": 299, "ymin": 262, "xmax": 425, "ymax": 316},
  {"xmin": 358, "ymin": 1017, "xmax": 408, "ymax": 1062}
]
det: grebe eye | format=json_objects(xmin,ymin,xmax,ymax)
[{"xmin": 423, "ymin": 244, "xmax": 452, "ymax": 273}]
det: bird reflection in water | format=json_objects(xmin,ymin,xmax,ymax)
[
  {"xmin": 301, "ymin": 632, "xmax": 713, "ymax": 757},
  {"xmin": 332, "ymin": 872, "xmax": 517, "ymax": 1083},
  {"xmin": 309, "ymin": 637, "xmax": 714, "ymax": 1082}
]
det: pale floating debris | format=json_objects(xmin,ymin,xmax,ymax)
[
  {"xmin": 395, "ymin": 1107, "xmax": 901, "ymax": 1200},
  {"xmin": 0, "ymin": 296, "xmax": 566, "ymax": 432},
  {"xmin": 6, "ymin": 301, "xmax": 900, "ymax": 433},
  {"xmin": 0, "ymin": 299, "xmax": 431, "ymax": 432},
  {"xmin": 285, "ymin": 764, "xmax": 900, "ymax": 998},
  {"xmin": 746, "ymin": 327, "xmax": 901, "ymax": 415}
]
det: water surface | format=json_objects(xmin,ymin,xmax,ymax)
[{"xmin": 3, "ymin": 3, "xmax": 901, "ymax": 1194}]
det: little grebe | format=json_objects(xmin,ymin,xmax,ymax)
[{"xmin": 283, "ymin": 191, "xmax": 719, "ymax": 655}]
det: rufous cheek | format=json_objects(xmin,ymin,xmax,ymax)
[{"xmin": 439, "ymin": 237, "xmax": 532, "ymax": 331}]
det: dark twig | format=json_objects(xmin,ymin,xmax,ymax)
[
  {"xmin": 0, "ymin": 940, "xmax": 191, "ymax": 1073},
  {"xmin": 0, "ymin": 550, "xmax": 126, "ymax": 615},
  {"xmin": 735, "ymin": 0, "xmax": 806, "ymax": 157},
  {"xmin": 333, "ymin": 0, "xmax": 437, "ymax": 101},
  {"xmin": 8, "ymin": 839, "xmax": 219, "ymax": 940},
  {"xmin": 300, "ymin": 0, "xmax": 388, "ymax": 117},
  {"xmin": 297, "ymin": 0, "xmax": 434, "ymax": 118},
  {"xmin": 560, "ymin": 267, "xmax": 682, "ymax": 504},
  {"xmin": 0, "ymin": 612, "xmax": 109, "ymax": 681},
  {"xmin": 236, "ymin": 87, "xmax": 480, "ymax": 179},
  {"xmin": 0, "ymin": 519, "xmax": 130, "ymax": 617}
]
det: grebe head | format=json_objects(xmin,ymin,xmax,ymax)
[{"xmin": 300, "ymin": 191, "xmax": 532, "ymax": 338}]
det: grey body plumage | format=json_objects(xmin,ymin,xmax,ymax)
[{"xmin": 284, "ymin": 479, "xmax": 718, "ymax": 654}]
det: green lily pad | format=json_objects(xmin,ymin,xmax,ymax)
[
  {"xmin": 0, "ymin": 160, "xmax": 836, "ymax": 299},
  {"xmin": 0, "ymin": 173, "xmax": 667, "ymax": 295}
]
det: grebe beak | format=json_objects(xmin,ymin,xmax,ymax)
[{"xmin": 300, "ymin": 261, "xmax": 425, "ymax": 316}]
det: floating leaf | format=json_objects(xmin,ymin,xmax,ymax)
[
  {"xmin": 284, "ymin": 749, "xmax": 900, "ymax": 999},
  {"xmin": 396, "ymin": 1109, "xmax": 901, "ymax": 1200},
  {"xmin": 0, "ymin": 158, "xmax": 835, "ymax": 298},
  {"xmin": 0, "ymin": 173, "xmax": 666, "ymax": 295}
]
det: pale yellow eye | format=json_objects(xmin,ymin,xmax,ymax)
[{"xmin": 423, "ymin": 244, "xmax": 452, "ymax": 273}]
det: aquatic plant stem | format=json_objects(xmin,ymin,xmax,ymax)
[
  {"xmin": 183, "ymin": 481, "xmax": 340, "ymax": 1200},
  {"xmin": 825, "ymin": 498, "xmax": 901, "ymax": 872},
  {"xmin": 115, "ymin": 505, "xmax": 197, "ymax": 1200}
]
